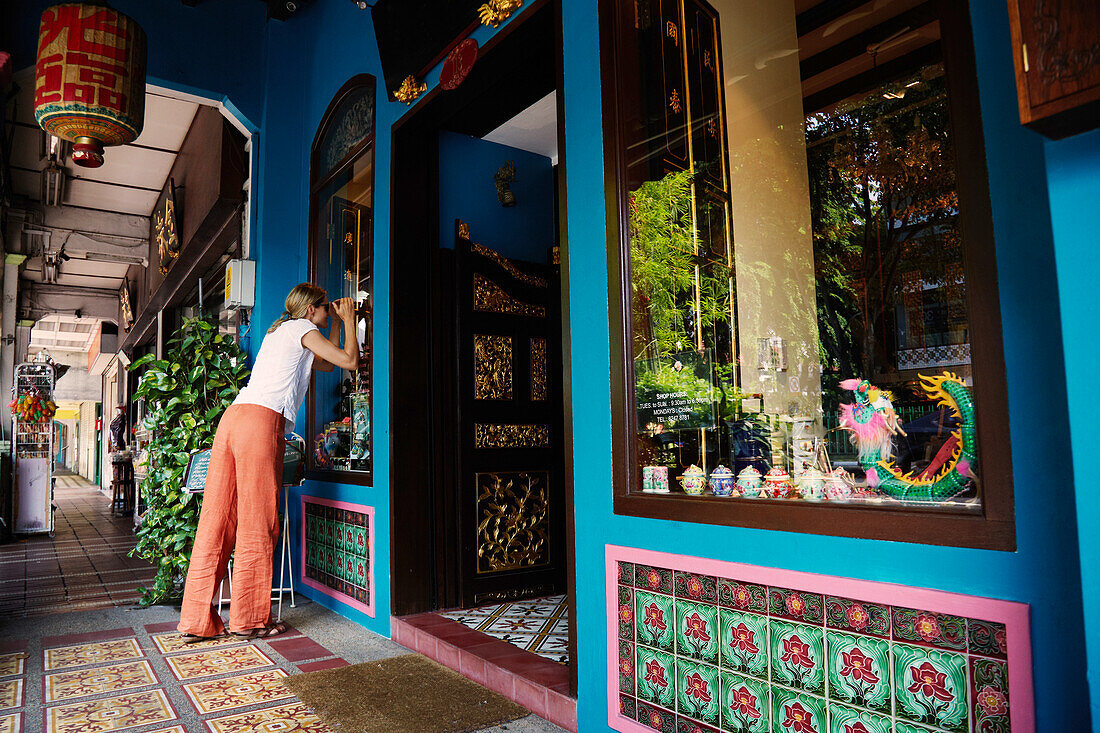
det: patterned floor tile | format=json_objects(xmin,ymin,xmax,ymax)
[
  {"xmin": 44, "ymin": 639, "xmax": 143, "ymax": 671},
  {"xmin": 165, "ymin": 645, "xmax": 274, "ymax": 681},
  {"xmin": 183, "ymin": 669, "xmax": 292, "ymax": 714},
  {"xmin": 440, "ymin": 594, "xmax": 570, "ymax": 664},
  {"xmin": 151, "ymin": 633, "xmax": 248, "ymax": 655},
  {"xmin": 45, "ymin": 689, "xmax": 176, "ymax": 733},
  {"xmin": 144, "ymin": 728, "xmax": 184, "ymax": 733},
  {"xmin": 0, "ymin": 655, "xmax": 25, "ymax": 678},
  {"xmin": 0, "ymin": 712, "xmax": 20, "ymax": 733},
  {"xmin": 205, "ymin": 701, "xmax": 331, "ymax": 733},
  {"xmin": 0, "ymin": 680, "xmax": 23, "ymax": 711},
  {"xmin": 45, "ymin": 660, "xmax": 157, "ymax": 703}
]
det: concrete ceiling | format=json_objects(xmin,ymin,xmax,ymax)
[
  {"xmin": 29, "ymin": 314, "xmax": 99, "ymax": 354},
  {"xmin": 482, "ymin": 91, "xmax": 558, "ymax": 165}
]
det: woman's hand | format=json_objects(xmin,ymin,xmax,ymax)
[{"xmin": 332, "ymin": 297, "xmax": 355, "ymax": 324}]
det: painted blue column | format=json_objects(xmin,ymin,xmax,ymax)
[{"xmin": 1047, "ymin": 127, "xmax": 1100, "ymax": 726}]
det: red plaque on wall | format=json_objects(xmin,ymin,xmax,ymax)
[{"xmin": 440, "ymin": 39, "xmax": 478, "ymax": 91}]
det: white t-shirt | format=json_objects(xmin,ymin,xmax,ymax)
[{"xmin": 234, "ymin": 318, "xmax": 319, "ymax": 430}]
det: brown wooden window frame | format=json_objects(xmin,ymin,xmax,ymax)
[
  {"xmin": 600, "ymin": 0, "xmax": 1016, "ymax": 550},
  {"xmin": 305, "ymin": 73, "xmax": 377, "ymax": 487}
]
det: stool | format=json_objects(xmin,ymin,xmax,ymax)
[
  {"xmin": 217, "ymin": 482, "xmax": 296, "ymax": 623},
  {"xmin": 110, "ymin": 460, "xmax": 134, "ymax": 516}
]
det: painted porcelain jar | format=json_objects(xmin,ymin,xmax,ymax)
[
  {"xmin": 823, "ymin": 471, "xmax": 853, "ymax": 502},
  {"xmin": 642, "ymin": 465, "xmax": 669, "ymax": 493},
  {"xmin": 736, "ymin": 466, "xmax": 762, "ymax": 498},
  {"xmin": 708, "ymin": 465, "xmax": 736, "ymax": 497},
  {"xmin": 764, "ymin": 466, "xmax": 792, "ymax": 499},
  {"xmin": 797, "ymin": 468, "xmax": 826, "ymax": 502},
  {"xmin": 679, "ymin": 464, "xmax": 706, "ymax": 495}
]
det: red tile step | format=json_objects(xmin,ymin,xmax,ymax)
[{"xmin": 393, "ymin": 613, "xmax": 576, "ymax": 732}]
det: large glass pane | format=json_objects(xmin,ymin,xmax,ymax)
[
  {"xmin": 626, "ymin": 0, "xmax": 981, "ymax": 511},
  {"xmin": 310, "ymin": 151, "xmax": 373, "ymax": 473}
]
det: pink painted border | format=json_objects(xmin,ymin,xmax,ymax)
[
  {"xmin": 298, "ymin": 496, "xmax": 375, "ymax": 617},
  {"xmin": 604, "ymin": 544, "xmax": 1034, "ymax": 733}
]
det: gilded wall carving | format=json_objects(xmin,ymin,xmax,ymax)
[
  {"xmin": 530, "ymin": 338, "xmax": 547, "ymax": 401},
  {"xmin": 474, "ymin": 335, "xmax": 513, "ymax": 400},
  {"xmin": 476, "ymin": 471, "xmax": 550, "ymax": 573},
  {"xmin": 474, "ymin": 423, "xmax": 550, "ymax": 448},
  {"xmin": 473, "ymin": 274, "xmax": 547, "ymax": 318}
]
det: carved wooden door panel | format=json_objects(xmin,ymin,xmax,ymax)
[{"xmin": 453, "ymin": 231, "xmax": 565, "ymax": 609}]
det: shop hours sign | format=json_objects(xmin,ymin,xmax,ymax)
[{"xmin": 635, "ymin": 350, "xmax": 717, "ymax": 431}]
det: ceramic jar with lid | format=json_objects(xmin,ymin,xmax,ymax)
[
  {"xmin": 764, "ymin": 466, "xmax": 792, "ymax": 499},
  {"xmin": 736, "ymin": 466, "xmax": 762, "ymax": 498},
  {"xmin": 708, "ymin": 465, "xmax": 736, "ymax": 497},
  {"xmin": 679, "ymin": 464, "xmax": 706, "ymax": 495},
  {"xmin": 797, "ymin": 468, "xmax": 826, "ymax": 501}
]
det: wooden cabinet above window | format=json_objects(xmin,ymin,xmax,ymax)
[{"xmin": 1006, "ymin": 0, "xmax": 1100, "ymax": 139}]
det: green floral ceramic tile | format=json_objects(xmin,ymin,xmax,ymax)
[
  {"xmin": 352, "ymin": 525, "xmax": 368, "ymax": 556},
  {"xmin": 891, "ymin": 607, "xmax": 966, "ymax": 651},
  {"xmin": 893, "ymin": 643, "xmax": 968, "ymax": 733},
  {"xmin": 619, "ymin": 639, "xmax": 636, "ymax": 694},
  {"xmin": 968, "ymin": 618, "xmax": 1008, "ymax": 659},
  {"xmin": 335, "ymin": 550, "xmax": 347, "ymax": 581},
  {"xmin": 719, "ymin": 609, "xmax": 769, "ymax": 680},
  {"xmin": 824, "ymin": 630, "xmax": 890, "ymax": 714},
  {"xmin": 636, "ymin": 700, "xmax": 677, "ymax": 732},
  {"xmin": 769, "ymin": 620, "xmax": 825, "ymax": 696},
  {"xmin": 637, "ymin": 590, "xmax": 676, "ymax": 652},
  {"xmin": 675, "ymin": 658, "xmax": 721, "ymax": 727},
  {"xmin": 718, "ymin": 579, "xmax": 769, "ymax": 613},
  {"xmin": 770, "ymin": 688, "xmax": 825, "ymax": 733},
  {"xmin": 637, "ymin": 645, "xmax": 677, "ymax": 710},
  {"xmin": 971, "ymin": 656, "xmax": 1011, "ymax": 732},
  {"xmin": 637, "ymin": 564, "xmax": 675, "ymax": 595},
  {"xmin": 769, "ymin": 587, "xmax": 824, "ymax": 624},
  {"xmin": 825, "ymin": 702, "xmax": 890, "ymax": 733},
  {"xmin": 823, "ymin": 596, "xmax": 890, "ymax": 638},
  {"xmin": 676, "ymin": 599, "xmax": 720, "ymax": 664},
  {"xmin": 619, "ymin": 585, "xmax": 636, "ymax": 640},
  {"xmin": 719, "ymin": 670, "xmax": 768, "ymax": 733},
  {"xmin": 675, "ymin": 571, "xmax": 718, "ymax": 603}
]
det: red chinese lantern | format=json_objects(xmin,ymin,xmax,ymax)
[{"xmin": 34, "ymin": 3, "xmax": 147, "ymax": 168}]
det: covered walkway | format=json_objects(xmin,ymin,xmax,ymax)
[{"xmin": 0, "ymin": 468, "xmax": 153, "ymax": 618}]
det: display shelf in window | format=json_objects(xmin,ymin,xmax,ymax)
[{"xmin": 602, "ymin": 0, "xmax": 1014, "ymax": 548}]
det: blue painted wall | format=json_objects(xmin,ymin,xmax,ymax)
[
  {"xmin": 1047, "ymin": 127, "xmax": 1100, "ymax": 727},
  {"xmin": 9, "ymin": 0, "xmax": 1098, "ymax": 724},
  {"xmin": 438, "ymin": 131, "xmax": 555, "ymax": 262},
  {"xmin": 558, "ymin": 0, "xmax": 1089, "ymax": 727}
]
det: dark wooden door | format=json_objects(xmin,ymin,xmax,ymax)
[{"xmin": 450, "ymin": 229, "xmax": 565, "ymax": 608}]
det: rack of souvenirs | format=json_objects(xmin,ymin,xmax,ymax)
[{"xmin": 10, "ymin": 362, "xmax": 57, "ymax": 534}]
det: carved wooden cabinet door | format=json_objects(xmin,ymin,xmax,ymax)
[
  {"xmin": 1006, "ymin": 0, "xmax": 1100, "ymax": 138},
  {"xmin": 451, "ymin": 233, "xmax": 566, "ymax": 609}
]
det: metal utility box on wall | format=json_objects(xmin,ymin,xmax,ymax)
[{"xmin": 225, "ymin": 259, "xmax": 255, "ymax": 309}]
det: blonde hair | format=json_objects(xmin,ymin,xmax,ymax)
[{"xmin": 268, "ymin": 282, "xmax": 327, "ymax": 333}]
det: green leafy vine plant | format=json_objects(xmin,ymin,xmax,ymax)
[{"xmin": 128, "ymin": 317, "xmax": 251, "ymax": 606}]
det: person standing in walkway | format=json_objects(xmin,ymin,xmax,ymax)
[{"xmin": 178, "ymin": 282, "xmax": 360, "ymax": 641}]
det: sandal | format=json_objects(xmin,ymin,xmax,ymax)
[
  {"xmin": 231, "ymin": 622, "xmax": 287, "ymax": 640},
  {"xmin": 180, "ymin": 633, "xmax": 225, "ymax": 644}
]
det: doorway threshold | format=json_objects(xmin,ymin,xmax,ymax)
[{"xmin": 393, "ymin": 613, "xmax": 576, "ymax": 731}]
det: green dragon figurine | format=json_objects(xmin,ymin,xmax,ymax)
[{"xmin": 839, "ymin": 372, "xmax": 977, "ymax": 502}]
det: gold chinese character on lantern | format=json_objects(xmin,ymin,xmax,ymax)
[{"xmin": 34, "ymin": 3, "xmax": 147, "ymax": 168}]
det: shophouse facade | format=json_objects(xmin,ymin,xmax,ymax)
[{"xmin": 6, "ymin": 0, "xmax": 1100, "ymax": 728}]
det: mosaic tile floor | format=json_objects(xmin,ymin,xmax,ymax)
[
  {"xmin": 441, "ymin": 594, "xmax": 570, "ymax": 664},
  {"xmin": 0, "ymin": 469, "xmax": 155, "ymax": 619},
  {"xmin": 0, "ymin": 600, "xmax": 567, "ymax": 733}
]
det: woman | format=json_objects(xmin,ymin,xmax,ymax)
[{"xmin": 178, "ymin": 283, "xmax": 359, "ymax": 641}]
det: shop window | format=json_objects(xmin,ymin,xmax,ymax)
[
  {"xmin": 603, "ymin": 0, "xmax": 1014, "ymax": 548},
  {"xmin": 307, "ymin": 75, "xmax": 376, "ymax": 482}
]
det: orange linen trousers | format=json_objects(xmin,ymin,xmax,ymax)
[{"xmin": 178, "ymin": 404, "xmax": 285, "ymax": 637}]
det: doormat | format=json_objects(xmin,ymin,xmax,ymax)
[{"xmin": 281, "ymin": 654, "xmax": 529, "ymax": 733}]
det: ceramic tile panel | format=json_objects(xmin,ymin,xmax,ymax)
[
  {"xmin": 607, "ymin": 545, "xmax": 1033, "ymax": 733},
  {"xmin": 300, "ymin": 497, "xmax": 374, "ymax": 617}
]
